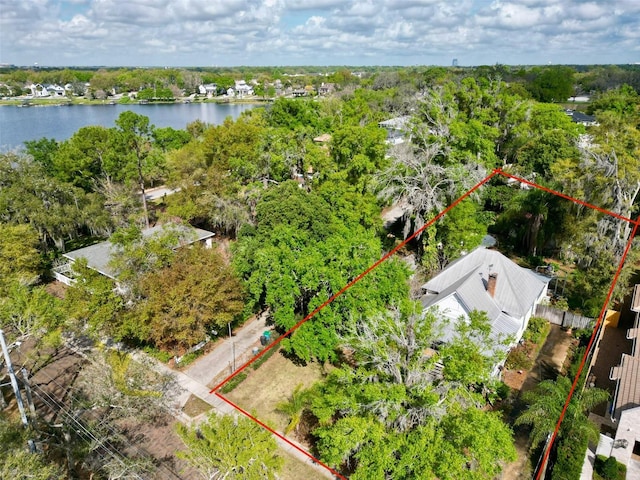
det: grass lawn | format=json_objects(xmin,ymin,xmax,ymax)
[
  {"xmin": 225, "ymin": 350, "xmax": 326, "ymax": 436},
  {"xmin": 281, "ymin": 450, "xmax": 330, "ymax": 480}
]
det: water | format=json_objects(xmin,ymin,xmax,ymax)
[{"xmin": 0, "ymin": 102, "xmax": 259, "ymax": 150}]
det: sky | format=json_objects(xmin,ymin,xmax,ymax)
[{"xmin": 0, "ymin": 0, "xmax": 639, "ymax": 67}]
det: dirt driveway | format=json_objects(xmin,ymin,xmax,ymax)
[{"xmin": 501, "ymin": 324, "xmax": 575, "ymax": 479}]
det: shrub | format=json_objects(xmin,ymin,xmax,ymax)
[
  {"xmin": 220, "ymin": 372, "xmax": 248, "ymax": 394},
  {"xmin": 594, "ymin": 455, "xmax": 626, "ymax": 480},
  {"xmin": 506, "ymin": 345, "xmax": 534, "ymax": 370},
  {"xmin": 523, "ymin": 317, "xmax": 550, "ymax": 345},
  {"xmin": 143, "ymin": 345, "xmax": 172, "ymax": 363},
  {"xmin": 252, "ymin": 346, "xmax": 279, "ymax": 370},
  {"xmin": 551, "ymin": 435, "xmax": 588, "ymax": 480},
  {"xmin": 178, "ymin": 350, "xmax": 203, "ymax": 367},
  {"xmin": 496, "ymin": 381, "xmax": 511, "ymax": 401}
]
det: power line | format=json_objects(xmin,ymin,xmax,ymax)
[
  {"xmin": 31, "ymin": 383, "xmax": 147, "ymax": 480},
  {"xmin": 31, "ymin": 364, "xmax": 185, "ymax": 479}
]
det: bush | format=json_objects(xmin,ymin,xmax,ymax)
[
  {"xmin": 551, "ymin": 435, "xmax": 588, "ymax": 480},
  {"xmin": 252, "ymin": 346, "xmax": 279, "ymax": 370},
  {"xmin": 143, "ymin": 345, "xmax": 172, "ymax": 363},
  {"xmin": 220, "ymin": 372, "xmax": 248, "ymax": 394},
  {"xmin": 178, "ymin": 350, "xmax": 203, "ymax": 367},
  {"xmin": 523, "ymin": 317, "xmax": 551, "ymax": 345},
  {"xmin": 496, "ymin": 381, "xmax": 511, "ymax": 401},
  {"xmin": 594, "ymin": 455, "xmax": 626, "ymax": 480},
  {"xmin": 506, "ymin": 346, "xmax": 533, "ymax": 370}
]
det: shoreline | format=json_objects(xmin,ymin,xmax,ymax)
[{"xmin": 0, "ymin": 97, "xmax": 271, "ymax": 107}]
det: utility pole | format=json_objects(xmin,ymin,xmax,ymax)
[
  {"xmin": 0, "ymin": 329, "xmax": 29, "ymax": 427},
  {"xmin": 21, "ymin": 368, "xmax": 37, "ymax": 420}
]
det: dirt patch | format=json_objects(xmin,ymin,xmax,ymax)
[
  {"xmin": 45, "ymin": 280, "xmax": 67, "ymax": 299},
  {"xmin": 281, "ymin": 450, "xmax": 329, "ymax": 480},
  {"xmin": 181, "ymin": 394, "xmax": 212, "ymax": 418},
  {"xmin": 224, "ymin": 351, "xmax": 326, "ymax": 443},
  {"xmin": 503, "ymin": 368, "xmax": 528, "ymax": 391}
]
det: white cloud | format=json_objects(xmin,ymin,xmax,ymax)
[{"xmin": 0, "ymin": 0, "xmax": 638, "ymax": 66}]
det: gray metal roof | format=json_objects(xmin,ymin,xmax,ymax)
[
  {"xmin": 378, "ymin": 115, "xmax": 412, "ymax": 130},
  {"xmin": 421, "ymin": 247, "xmax": 549, "ymax": 346},
  {"xmin": 64, "ymin": 224, "xmax": 215, "ymax": 279}
]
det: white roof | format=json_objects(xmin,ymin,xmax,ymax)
[
  {"xmin": 421, "ymin": 247, "xmax": 549, "ymax": 345},
  {"xmin": 64, "ymin": 223, "xmax": 214, "ymax": 279}
]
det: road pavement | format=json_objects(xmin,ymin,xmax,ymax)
[{"xmin": 184, "ymin": 311, "xmax": 270, "ymax": 387}]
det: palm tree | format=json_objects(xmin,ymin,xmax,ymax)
[
  {"xmin": 276, "ymin": 383, "xmax": 311, "ymax": 435},
  {"xmin": 515, "ymin": 376, "xmax": 609, "ymax": 450}
]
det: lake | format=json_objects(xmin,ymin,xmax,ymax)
[{"xmin": 0, "ymin": 102, "xmax": 260, "ymax": 151}]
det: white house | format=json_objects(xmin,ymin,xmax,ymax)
[
  {"xmin": 198, "ymin": 83, "xmax": 217, "ymax": 96},
  {"xmin": 29, "ymin": 83, "xmax": 50, "ymax": 97},
  {"xmin": 52, "ymin": 223, "xmax": 215, "ymax": 285},
  {"xmin": 233, "ymin": 80, "xmax": 253, "ymax": 97},
  {"xmin": 421, "ymin": 247, "xmax": 550, "ymax": 359}
]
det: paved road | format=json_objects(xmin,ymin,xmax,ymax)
[{"xmin": 184, "ymin": 311, "xmax": 270, "ymax": 388}]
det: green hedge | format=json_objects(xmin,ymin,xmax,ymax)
[
  {"xmin": 252, "ymin": 346, "xmax": 279, "ymax": 370},
  {"xmin": 220, "ymin": 372, "xmax": 248, "ymax": 394}
]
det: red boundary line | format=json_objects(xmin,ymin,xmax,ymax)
[
  {"xmin": 210, "ymin": 166, "xmax": 639, "ymax": 479},
  {"xmin": 211, "ymin": 168, "xmax": 500, "ymax": 393},
  {"xmin": 215, "ymin": 393, "xmax": 347, "ymax": 479},
  {"xmin": 535, "ymin": 219, "xmax": 640, "ymax": 480}
]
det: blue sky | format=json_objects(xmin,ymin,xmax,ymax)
[{"xmin": 1, "ymin": 0, "xmax": 639, "ymax": 67}]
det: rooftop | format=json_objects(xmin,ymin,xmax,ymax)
[{"xmin": 64, "ymin": 223, "xmax": 215, "ymax": 279}]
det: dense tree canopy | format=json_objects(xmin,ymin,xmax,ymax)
[
  {"xmin": 2, "ymin": 65, "xmax": 640, "ymax": 478},
  {"xmin": 309, "ymin": 306, "xmax": 516, "ymax": 478},
  {"xmin": 177, "ymin": 413, "xmax": 283, "ymax": 480}
]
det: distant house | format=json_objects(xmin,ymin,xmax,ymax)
[
  {"xmin": 233, "ymin": 80, "xmax": 253, "ymax": 97},
  {"xmin": 29, "ymin": 83, "xmax": 50, "ymax": 97},
  {"xmin": 52, "ymin": 223, "xmax": 215, "ymax": 285},
  {"xmin": 318, "ymin": 82, "xmax": 335, "ymax": 95},
  {"xmin": 379, "ymin": 116, "xmax": 412, "ymax": 145},
  {"xmin": 564, "ymin": 109, "xmax": 598, "ymax": 127},
  {"xmin": 46, "ymin": 84, "xmax": 65, "ymax": 97},
  {"xmin": 421, "ymin": 247, "xmax": 550, "ymax": 368},
  {"xmin": 292, "ymin": 88, "xmax": 307, "ymax": 97},
  {"xmin": 198, "ymin": 83, "xmax": 218, "ymax": 96},
  {"xmin": 29, "ymin": 83, "xmax": 65, "ymax": 97}
]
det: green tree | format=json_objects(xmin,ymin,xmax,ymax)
[
  {"xmin": 310, "ymin": 306, "xmax": 516, "ymax": 478},
  {"xmin": 177, "ymin": 413, "xmax": 283, "ymax": 480},
  {"xmin": 233, "ymin": 181, "xmax": 409, "ymax": 363},
  {"xmin": 516, "ymin": 376, "xmax": 608, "ymax": 478},
  {"xmin": 130, "ymin": 245, "xmax": 245, "ymax": 352},
  {"xmin": 0, "ymin": 223, "xmax": 42, "ymax": 289},
  {"xmin": 115, "ymin": 111, "xmax": 156, "ymax": 228},
  {"xmin": 24, "ymin": 137, "xmax": 59, "ymax": 174},
  {"xmin": 527, "ymin": 66, "xmax": 575, "ymax": 103},
  {"xmin": 0, "ymin": 282, "xmax": 63, "ymax": 345},
  {"xmin": 64, "ymin": 258, "xmax": 125, "ymax": 338},
  {"xmin": 0, "ymin": 153, "xmax": 112, "ymax": 248},
  {"xmin": 48, "ymin": 125, "xmax": 124, "ymax": 191}
]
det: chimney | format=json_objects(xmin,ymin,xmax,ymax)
[{"xmin": 487, "ymin": 273, "xmax": 498, "ymax": 298}]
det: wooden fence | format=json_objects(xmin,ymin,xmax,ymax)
[{"xmin": 535, "ymin": 304, "xmax": 594, "ymax": 330}]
